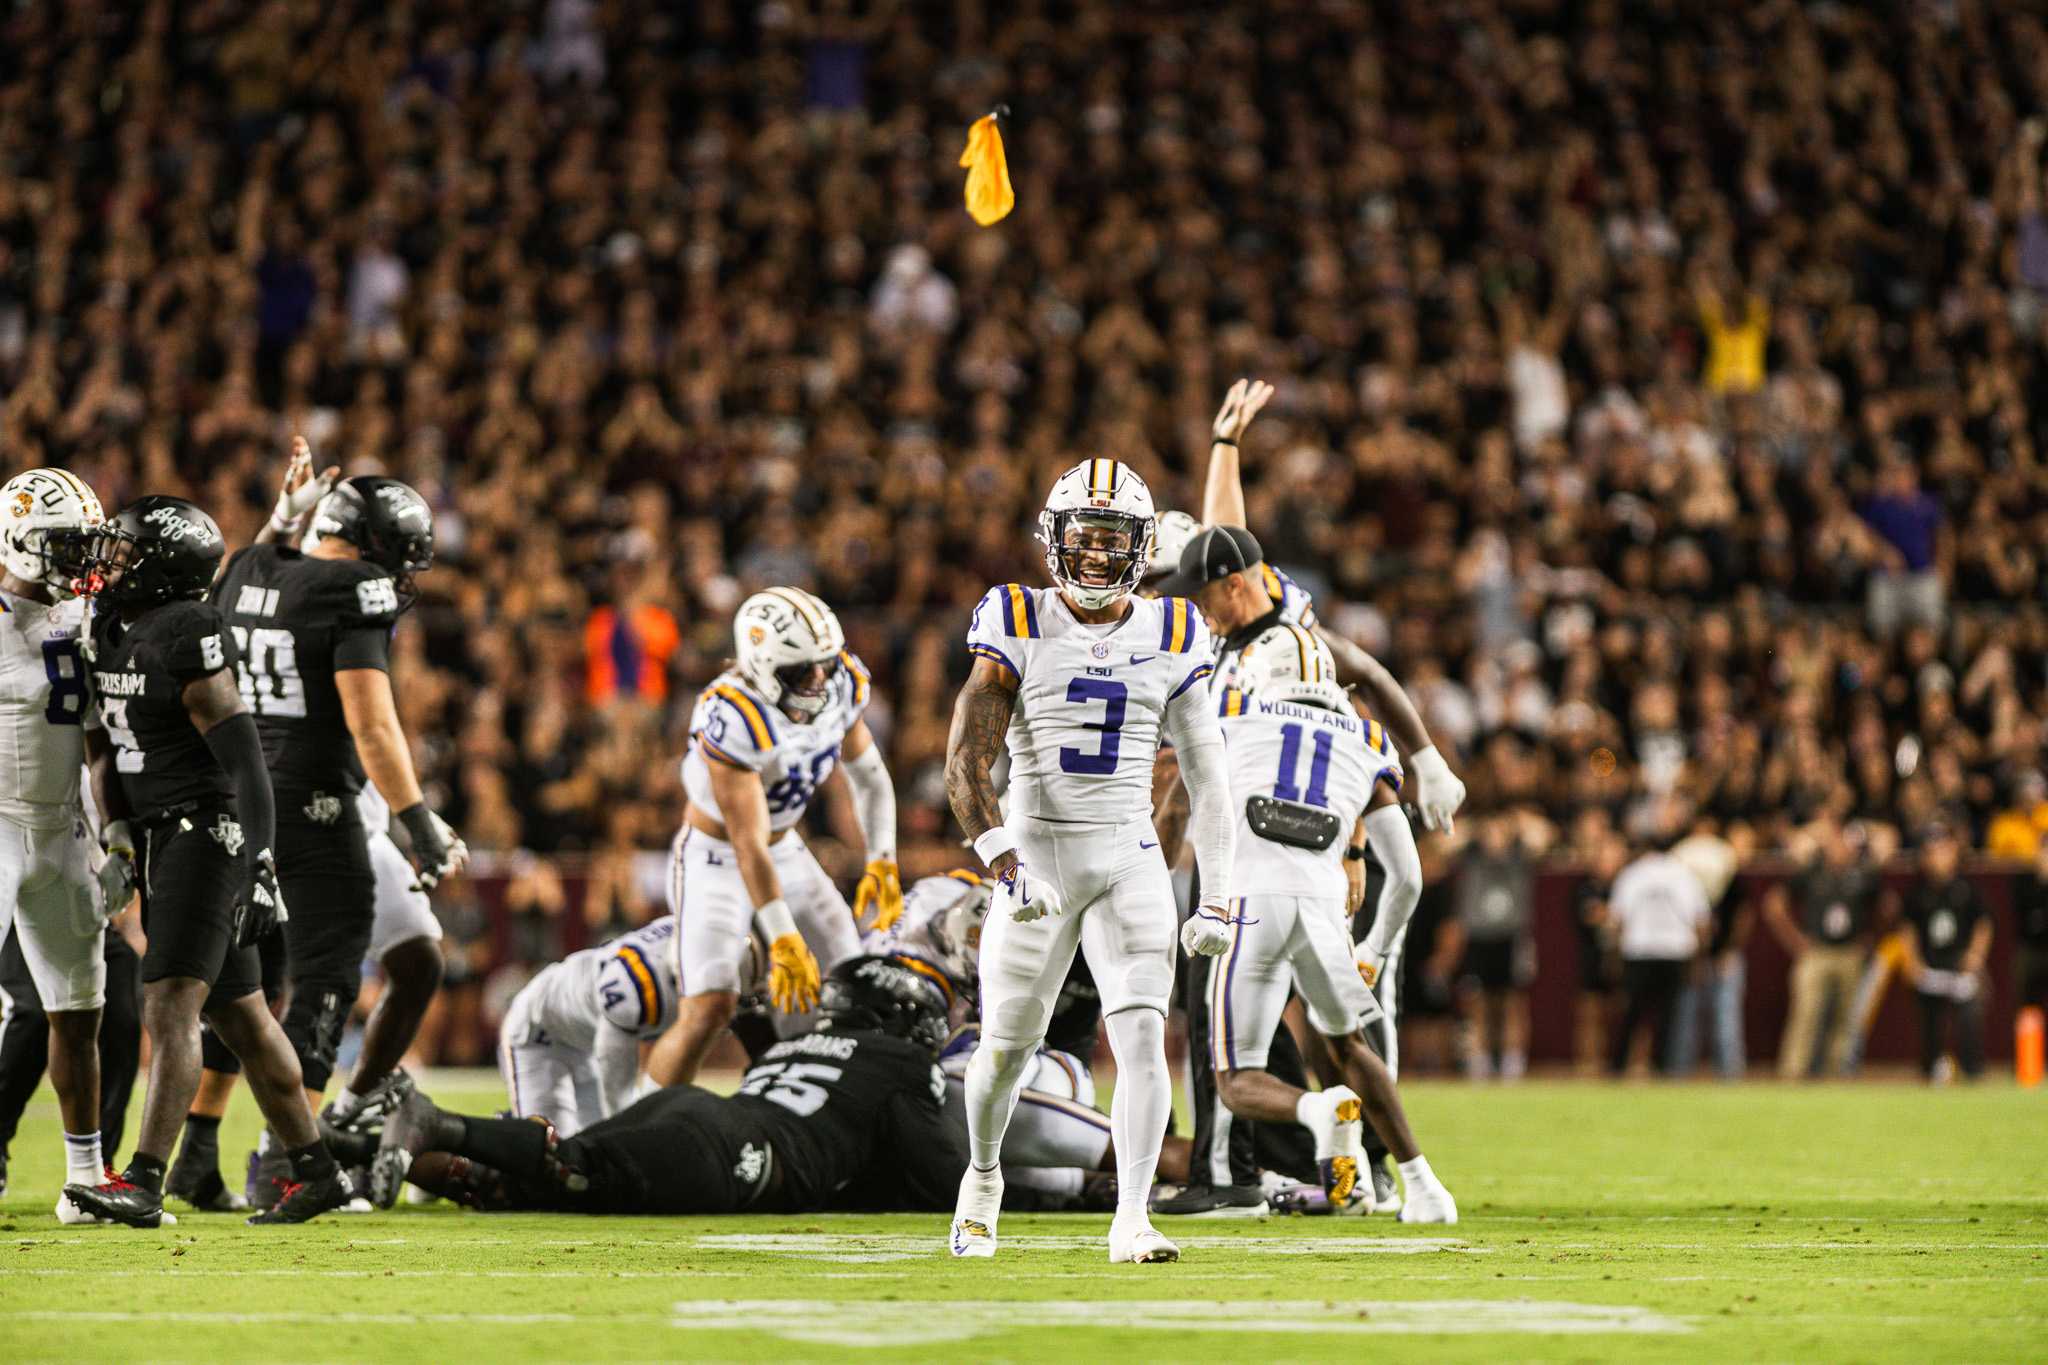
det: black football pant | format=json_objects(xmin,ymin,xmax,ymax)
[
  {"xmin": 448, "ymin": 1088, "xmax": 750, "ymax": 1215},
  {"xmin": 0, "ymin": 926, "xmax": 143, "ymax": 1157},
  {"xmin": 1914, "ymin": 988, "xmax": 1984, "ymax": 1078},
  {"xmin": 1613, "ymin": 959, "xmax": 1688, "ymax": 1074},
  {"xmin": 274, "ymin": 817, "xmax": 375, "ymax": 1093}
]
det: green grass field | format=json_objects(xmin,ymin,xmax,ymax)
[{"xmin": 1, "ymin": 1074, "xmax": 2042, "ymax": 1362}]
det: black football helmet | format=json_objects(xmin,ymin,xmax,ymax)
[
  {"xmin": 85, "ymin": 496, "xmax": 224, "ymax": 613},
  {"xmin": 310, "ymin": 477, "xmax": 434, "ymax": 605},
  {"xmin": 817, "ymin": 955, "xmax": 952, "ymax": 1056}
]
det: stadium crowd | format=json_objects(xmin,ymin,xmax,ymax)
[{"xmin": 5, "ymin": 1, "xmax": 2048, "ymax": 1062}]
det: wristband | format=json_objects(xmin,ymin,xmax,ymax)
[
  {"xmin": 1211, "ymin": 438, "xmax": 1238, "ymax": 449},
  {"xmin": 1344, "ymin": 845, "xmax": 1369, "ymax": 862},
  {"xmin": 397, "ymin": 803, "xmax": 445, "ymax": 858},
  {"xmin": 755, "ymin": 898, "xmax": 796, "ymax": 942},
  {"xmin": 972, "ymin": 826, "xmax": 1017, "ymax": 867}
]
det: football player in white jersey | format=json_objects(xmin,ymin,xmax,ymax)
[
  {"xmin": 945, "ymin": 458, "xmax": 1239, "ymax": 1265},
  {"xmin": 0, "ymin": 467, "xmax": 130, "ymax": 1221},
  {"xmin": 473, "ymin": 918, "xmax": 677, "ymax": 1158},
  {"xmin": 649, "ymin": 587, "xmax": 900, "ymax": 1087},
  {"xmin": 1210, "ymin": 623, "xmax": 1456, "ymax": 1223}
]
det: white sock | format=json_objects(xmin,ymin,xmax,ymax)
[
  {"xmin": 1397, "ymin": 1154, "xmax": 1438, "ymax": 1190},
  {"xmin": 964, "ymin": 1040, "xmax": 1033, "ymax": 1172},
  {"xmin": 1294, "ymin": 1091, "xmax": 1333, "ymax": 1159},
  {"xmin": 1104, "ymin": 1008, "xmax": 1169, "ymax": 1219},
  {"xmin": 63, "ymin": 1131, "xmax": 103, "ymax": 1185}
]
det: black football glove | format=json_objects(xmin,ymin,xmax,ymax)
[
  {"xmin": 397, "ymin": 803, "xmax": 469, "ymax": 890},
  {"xmin": 233, "ymin": 847, "xmax": 289, "ymax": 949}
]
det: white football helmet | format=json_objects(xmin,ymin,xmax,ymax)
[
  {"xmin": 1147, "ymin": 509, "xmax": 1202, "ymax": 580},
  {"xmin": 734, "ymin": 586, "xmax": 846, "ymax": 721},
  {"xmin": 2, "ymin": 468, "xmax": 105, "ymax": 596},
  {"xmin": 928, "ymin": 871, "xmax": 992, "ymax": 986},
  {"xmin": 1238, "ymin": 622, "xmax": 1347, "ymax": 710},
  {"xmin": 1037, "ymin": 459, "xmax": 1156, "ymax": 610}
]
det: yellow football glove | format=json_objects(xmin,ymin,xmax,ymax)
[
  {"xmin": 1356, "ymin": 945, "xmax": 1386, "ymax": 992},
  {"xmin": 768, "ymin": 932, "xmax": 822, "ymax": 1014},
  {"xmin": 854, "ymin": 858, "xmax": 904, "ymax": 931}
]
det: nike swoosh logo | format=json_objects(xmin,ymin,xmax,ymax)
[
  {"xmin": 1129, "ymin": 654, "xmax": 1156, "ymax": 665},
  {"xmin": 1139, "ymin": 839, "xmax": 1159, "ymax": 850}
]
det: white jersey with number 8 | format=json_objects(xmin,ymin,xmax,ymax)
[{"xmin": 0, "ymin": 591, "xmax": 93, "ymax": 828}]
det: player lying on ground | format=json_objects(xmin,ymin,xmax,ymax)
[
  {"xmin": 64, "ymin": 497, "xmax": 353, "ymax": 1227},
  {"xmin": 649, "ymin": 587, "xmax": 899, "ymax": 1087},
  {"xmin": 348, "ymin": 955, "xmax": 963, "ymax": 1214},
  {"xmin": 1210, "ymin": 624, "xmax": 1456, "ymax": 1223},
  {"xmin": 946, "ymin": 458, "xmax": 1238, "ymax": 1264},
  {"xmin": 0, "ymin": 467, "xmax": 130, "ymax": 1223}
]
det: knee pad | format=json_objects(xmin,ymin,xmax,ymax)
[
  {"xmin": 988, "ymin": 996, "xmax": 1048, "ymax": 1045},
  {"xmin": 282, "ymin": 984, "xmax": 353, "ymax": 1091}
]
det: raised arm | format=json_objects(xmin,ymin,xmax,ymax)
[
  {"xmin": 1200, "ymin": 378, "xmax": 1275, "ymax": 529},
  {"xmin": 1317, "ymin": 629, "xmax": 1466, "ymax": 833}
]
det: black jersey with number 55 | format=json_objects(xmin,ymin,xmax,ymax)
[
  {"xmin": 214, "ymin": 545, "xmax": 401, "ymax": 805},
  {"xmin": 88, "ymin": 599, "xmax": 242, "ymax": 817}
]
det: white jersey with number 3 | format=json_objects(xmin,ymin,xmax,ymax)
[
  {"xmin": 0, "ymin": 591, "xmax": 92, "ymax": 829},
  {"xmin": 967, "ymin": 585, "xmax": 1213, "ymax": 824},
  {"xmin": 1218, "ymin": 691, "xmax": 1402, "ymax": 898}
]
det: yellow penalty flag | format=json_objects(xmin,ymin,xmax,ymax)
[{"xmin": 959, "ymin": 111, "xmax": 1015, "ymax": 226}]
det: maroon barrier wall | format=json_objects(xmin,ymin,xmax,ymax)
[
  {"xmin": 459, "ymin": 861, "xmax": 2026, "ymax": 1068},
  {"xmin": 1528, "ymin": 866, "xmax": 2022, "ymax": 1066}
]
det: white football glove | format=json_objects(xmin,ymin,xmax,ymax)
[
  {"xmin": 267, "ymin": 435, "xmax": 341, "ymax": 536},
  {"xmin": 95, "ymin": 819, "xmax": 138, "ymax": 920},
  {"xmin": 1408, "ymin": 744, "xmax": 1467, "ymax": 834},
  {"xmin": 997, "ymin": 864, "xmax": 1063, "ymax": 923},
  {"xmin": 1179, "ymin": 900, "xmax": 1238, "ymax": 957}
]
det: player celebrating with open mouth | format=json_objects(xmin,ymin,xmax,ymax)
[{"xmin": 945, "ymin": 459, "xmax": 1239, "ymax": 1264}]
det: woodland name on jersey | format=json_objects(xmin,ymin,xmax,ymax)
[{"xmin": 94, "ymin": 670, "xmax": 147, "ymax": 697}]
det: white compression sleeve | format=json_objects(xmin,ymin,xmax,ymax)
[
  {"xmin": 1162, "ymin": 687, "xmax": 1235, "ymax": 901},
  {"xmin": 840, "ymin": 742, "xmax": 897, "ymax": 862},
  {"xmin": 1103, "ymin": 1007, "xmax": 1170, "ymax": 1217},
  {"xmin": 963, "ymin": 1038, "xmax": 1034, "ymax": 1171},
  {"xmin": 1361, "ymin": 804, "xmax": 1423, "ymax": 957}
]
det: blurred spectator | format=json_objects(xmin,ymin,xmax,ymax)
[
  {"xmin": 1858, "ymin": 457, "xmax": 1949, "ymax": 638},
  {"xmin": 1570, "ymin": 827, "xmax": 1629, "ymax": 1077},
  {"xmin": 1669, "ymin": 817, "xmax": 1750, "ymax": 1078},
  {"xmin": 2019, "ymin": 843, "xmax": 2048, "ymax": 1013},
  {"xmin": 583, "ymin": 575, "xmax": 682, "ymax": 706},
  {"xmin": 1902, "ymin": 825, "xmax": 1992, "ymax": 1083},
  {"xmin": 1453, "ymin": 810, "xmax": 1552, "ymax": 1080},
  {"xmin": 1607, "ymin": 811, "xmax": 1712, "ymax": 1077},
  {"xmin": 1985, "ymin": 771, "xmax": 2048, "ymax": 860},
  {"xmin": 1766, "ymin": 820, "xmax": 1888, "ymax": 1080},
  {"xmin": 1695, "ymin": 277, "xmax": 1769, "ymax": 396}
]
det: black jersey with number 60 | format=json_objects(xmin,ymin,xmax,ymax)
[
  {"xmin": 214, "ymin": 544, "xmax": 400, "ymax": 804},
  {"xmin": 88, "ymin": 599, "xmax": 242, "ymax": 816}
]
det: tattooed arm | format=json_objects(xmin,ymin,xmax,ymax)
[{"xmin": 945, "ymin": 657, "xmax": 1020, "ymax": 874}]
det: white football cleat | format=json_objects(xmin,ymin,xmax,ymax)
[
  {"xmin": 1300, "ymin": 1086, "xmax": 1368, "ymax": 1213},
  {"xmin": 54, "ymin": 1192, "xmax": 105, "ymax": 1225},
  {"xmin": 949, "ymin": 1164, "xmax": 1002, "ymax": 1258},
  {"xmin": 1397, "ymin": 1181, "xmax": 1458, "ymax": 1225},
  {"xmin": 1109, "ymin": 1213, "xmax": 1180, "ymax": 1264}
]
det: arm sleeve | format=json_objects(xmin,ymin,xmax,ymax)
[
  {"xmin": 840, "ymin": 740, "xmax": 897, "ymax": 862},
  {"xmin": 1162, "ymin": 678, "xmax": 1234, "ymax": 903},
  {"xmin": 203, "ymin": 712, "xmax": 276, "ymax": 857},
  {"xmin": 1361, "ymin": 804, "xmax": 1422, "ymax": 956}
]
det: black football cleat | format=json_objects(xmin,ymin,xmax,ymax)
[
  {"xmin": 62, "ymin": 1172, "xmax": 170, "ymax": 1229},
  {"xmin": 321, "ymin": 1068, "xmax": 416, "ymax": 1137},
  {"xmin": 369, "ymin": 1089, "xmax": 447, "ymax": 1210},
  {"xmin": 246, "ymin": 1168, "xmax": 357, "ymax": 1225},
  {"xmin": 244, "ymin": 1146, "xmax": 292, "ymax": 1211},
  {"xmin": 167, "ymin": 1156, "xmax": 251, "ymax": 1212},
  {"xmin": 1150, "ymin": 1182, "xmax": 1270, "ymax": 1218}
]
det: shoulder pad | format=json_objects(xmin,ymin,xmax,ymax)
[
  {"xmin": 698, "ymin": 681, "xmax": 778, "ymax": 760},
  {"xmin": 976, "ymin": 584, "xmax": 1040, "ymax": 640},
  {"xmin": 597, "ymin": 939, "xmax": 668, "ymax": 1033},
  {"xmin": 838, "ymin": 650, "xmax": 871, "ymax": 708},
  {"xmin": 1157, "ymin": 597, "xmax": 1203, "ymax": 654}
]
